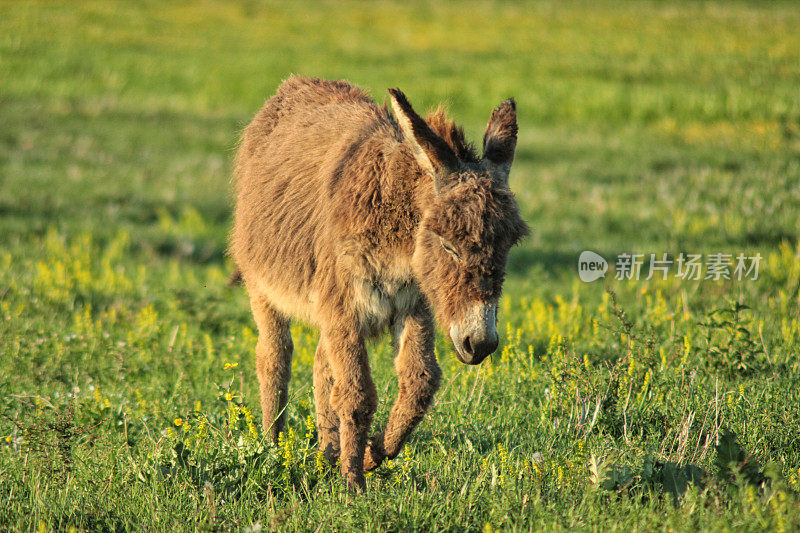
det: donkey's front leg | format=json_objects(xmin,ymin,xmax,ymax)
[
  {"xmin": 326, "ymin": 324, "xmax": 377, "ymax": 492},
  {"xmin": 364, "ymin": 307, "xmax": 441, "ymax": 471}
]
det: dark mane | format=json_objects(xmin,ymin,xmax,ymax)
[{"xmin": 425, "ymin": 107, "xmax": 480, "ymax": 164}]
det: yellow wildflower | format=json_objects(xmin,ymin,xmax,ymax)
[
  {"xmin": 228, "ymin": 402, "xmax": 240, "ymax": 427},
  {"xmin": 241, "ymin": 405, "xmax": 259, "ymax": 440},
  {"xmin": 316, "ymin": 450, "xmax": 326, "ymax": 474},
  {"xmin": 305, "ymin": 414, "xmax": 315, "ymax": 440}
]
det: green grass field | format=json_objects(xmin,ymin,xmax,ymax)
[{"xmin": 2, "ymin": 1, "xmax": 800, "ymax": 530}]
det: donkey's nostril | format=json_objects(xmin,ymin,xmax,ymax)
[{"xmin": 463, "ymin": 335, "xmax": 473, "ymax": 355}]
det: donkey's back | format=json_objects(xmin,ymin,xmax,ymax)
[{"xmin": 237, "ymin": 76, "xmax": 379, "ymax": 162}]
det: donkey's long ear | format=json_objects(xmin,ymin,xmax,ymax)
[
  {"xmin": 482, "ymin": 98, "xmax": 517, "ymax": 186},
  {"xmin": 389, "ymin": 88, "xmax": 458, "ymax": 190}
]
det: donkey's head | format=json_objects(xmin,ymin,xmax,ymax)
[{"xmin": 389, "ymin": 89, "xmax": 529, "ymax": 365}]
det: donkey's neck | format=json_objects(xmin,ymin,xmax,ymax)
[{"xmin": 367, "ymin": 142, "xmax": 435, "ymax": 278}]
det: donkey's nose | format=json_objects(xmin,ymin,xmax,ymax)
[
  {"xmin": 451, "ymin": 301, "xmax": 500, "ymax": 365},
  {"xmin": 459, "ymin": 331, "xmax": 499, "ymax": 365}
]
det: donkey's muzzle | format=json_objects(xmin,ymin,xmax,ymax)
[
  {"xmin": 454, "ymin": 332, "xmax": 498, "ymax": 365},
  {"xmin": 450, "ymin": 302, "xmax": 499, "ymax": 365}
]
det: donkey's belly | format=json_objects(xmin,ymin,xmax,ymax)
[{"xmin": 252, "ymin": 275, "xmax": 319, "ymax": 325}]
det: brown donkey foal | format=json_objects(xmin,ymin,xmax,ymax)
[{"xmin": 231, "ymin": 76, "xmax": 528, "ymax": 491}]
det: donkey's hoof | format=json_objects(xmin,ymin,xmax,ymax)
[
  {"xmin": 363, "ymin": 454, "xmax": 380, "ymax": 472},
  {"xmin": 321, "ymin": 442, "xmax": 340, "ymax": 467},
  {"xmin": 363, "ymin": 440, "xmax": 385, "ymax": 472},
  {"xmin": 344, "ymin": 471, "xmax": 366, "ymax": 493}
]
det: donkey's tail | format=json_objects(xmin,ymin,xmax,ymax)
[{"xmin": 227, "ymin": 268, "xmax": 243, "ymax": 287}]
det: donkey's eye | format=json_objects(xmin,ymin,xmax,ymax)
[{"xmin": 439, "ymin": 237, "xmax": 462, "ymax": 263}]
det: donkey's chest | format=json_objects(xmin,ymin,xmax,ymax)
[{"xmin": 353, "ymin": 278, "xmax": 421, "ymax": 337}]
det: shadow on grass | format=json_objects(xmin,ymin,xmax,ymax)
[{"xmin": 507, "ymin": 246, "xmax": 626, "ymax": 279}]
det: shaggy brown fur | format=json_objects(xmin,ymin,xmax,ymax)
[{"xmin": 231, "ymin": 76, "xmax": 527, "ymax": 491}]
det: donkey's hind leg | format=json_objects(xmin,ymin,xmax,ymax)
[
  {"xmin": 313, "ymin": 335, "xmax": 340, "ymax": 464},
  {"xmin": 250, "ymin": 293, "xmax": 293, "ymax": 443}
]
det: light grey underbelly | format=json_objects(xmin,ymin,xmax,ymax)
[{"xmin": 354, "ymin": 278, "xmax": 422, "ymax": 338}]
